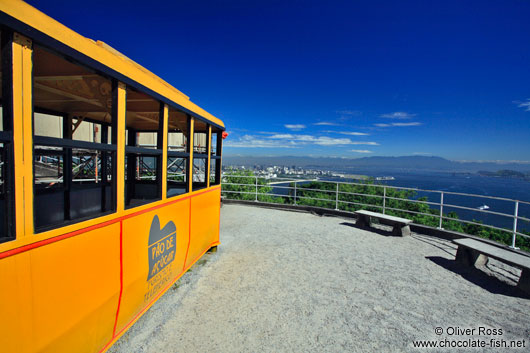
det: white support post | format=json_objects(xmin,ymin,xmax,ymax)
[
  {"xmin": 438, "ymin": 192, "xmax": 444, "ymax": 229},
  {"xmin": 294, "ymin": 181, "xmax": 296, "ymax": 206},
  {"xmin": 335, "ymin": 182, "xmax": 339, "ymax": 210},
  {"xmin": 383, "ymin": 186, "xmax": 386, "ymax": 214},
  {"xmin": 255, "ymin": 176, "xmax": 258, "ymax": 202},
  {"xmin": 511, "ymin": 201, "xmax": 519, "ymax": 249}
]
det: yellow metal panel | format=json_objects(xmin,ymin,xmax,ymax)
[
  {"xmin": 185, "ymin": 188, "xmax": 221, "ymax": 269},
  {"xmin": 188, "ymin": 118, "xmax": 194, "ymax": 193},
  {"xmin": 0, "ymin": 1, "xmax": 225, "ymax": 129},
  {"xmin": 207, "ymin": 125, "xmax": 211, "ymax": 188},
  {"xmin": 116, "ymin": 200, "xmax": 190, "ymax": 333},
  {"xmin": 161, "ymin": 104, "xmax": 168, "ymax": 200},
  {"xmin": 28, "ymin": 223, "xmax": 121, "ymax": 353},
  {"xmin": 0, "ymin": 190, "xmax": 221, "ymax": 353},
  {"xmin": 0, "ymin": 253, "xmax": 33, "ymax": 353},
  {"xmin": 0, "ymin": 213, "xmax": 104, "ymax": 254},
  {"xmin": 11, "ymin": 32, "xmax": 34, "ymax": 237},
  {"xmin": 116, "ymin": 83, "xmax": 126, "ymax": 212}
]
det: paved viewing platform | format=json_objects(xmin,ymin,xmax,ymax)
[{"xmin": 110, "ymin": 204, "xmax": 529, "ymax": 352}]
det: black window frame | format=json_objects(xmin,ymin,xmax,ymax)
[
  {"xmin": 192, "ymin": 124, "xmax": 209, "ymax": 191},
  {"xmin": 0, "ymin": 29, "xmax": 15, "ymax": 243},
  {"xmin": 166, "ymin": 113, "xmax": 190, "ymax": 198},
  {"xmin": 31, "ymin": 44, "xmax": 118, "ymax": 233},
  {"xmin": 124, "ymin": 99, "xmax": 164, "ymax": 209},
  {"xmin": 210, "ymin": 128, "xmax": 222, "ymax": 186}
]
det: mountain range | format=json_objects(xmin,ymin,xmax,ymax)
[{"xmin": 222, "ymin": 155, "xmax": 530, "ymax": 173}]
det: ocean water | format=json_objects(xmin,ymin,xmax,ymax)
[
  {"xmin": 271, "ymin": 171, "xmax": 530, "ymax": 233},
  {"xmin": 372, "ymin": 172, "xmax": 530, "ymax": 233}
]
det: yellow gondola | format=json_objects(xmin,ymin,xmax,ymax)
[{"xmin": 0, "ymin": 1, "xmax": 224, "ymax": 352}]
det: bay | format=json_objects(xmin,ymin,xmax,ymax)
[{"xmin": 270, "ymin": 171, "xmax": 530, "ymax": 233}]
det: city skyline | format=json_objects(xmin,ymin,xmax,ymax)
[{"xmin": 27, "ymin": 0, "xmax": 530, "ymax": 162}]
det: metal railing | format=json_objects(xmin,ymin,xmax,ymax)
[{"xmin": 221, "ymin": 174, "xmax": 530, "ymax": 250}]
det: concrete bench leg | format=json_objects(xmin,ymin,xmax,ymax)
[
  {"xmin": 356, "ymin": 215, "xmax": 371, "ymax": 228},
  {"xmin": 455, "ymin": 246, "xmax": 488, "ymax": 267},
  {"xmin": 392, "ymin": 224, "xmax": 411, "ymax": 237},
  {"xmin": 517, "ymin": 268, "xmax": 530, "ymax": 294}
]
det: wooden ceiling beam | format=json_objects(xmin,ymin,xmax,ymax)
[
  {"xmin": 34, "ymin": 75, "xmax": 99, "ymax": 81},
  {"xmin": 34, "ymin": 82, "xmax": 105, "ymax": 108}
]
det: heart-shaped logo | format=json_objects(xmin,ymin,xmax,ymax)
[{"xmin": 147, "ymin": 215, "xmax": 177, "ymax": 280}]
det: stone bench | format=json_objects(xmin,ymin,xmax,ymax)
[
  {"xmin": 453, "ymin": 238, "xmax": 530, "ymax": 294},
  {"xmin": 354, "ymin": 210, "xmax": 412, "ymax": 237}
]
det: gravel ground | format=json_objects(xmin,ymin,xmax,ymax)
[{"xmin": 109, "ymin": 204, "xmax": 530, "ymax": 353}]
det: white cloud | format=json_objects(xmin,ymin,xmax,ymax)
[
  {"xmin": 284, "ymin": 124, "xmax": 306, "ymax": 131},
  {"xmin": 514, "ymin": 99, "xmax": 530, "ymax": 111},
  {"xmin": 339, "ymin": 131, "xmax": 369, "ymax": 136},
  {"xmin": 374, "ymin": 122, "xmax": 422, "ymax": 127},
  {"xmin": 351, "ymin": 141, "xmax": 379, "ymax": 145},
  {"xmin": 224, "ymin": 135, "xmax": 297, "ymax": 148},
  {"xmin": 313, "ymin": 122, "xmax": 340, "ymax": 126},
  {"xmin": 380, "ymin": 112, "xmax": 416, "ymax": 119},
  {"xmin": 269, "ymin": 134, "xmax": 294, "ymax": 139},
  {"xmin": 227, "ymin": 133, "xmax": 380, "ymax": 148},
  {"xmin": 269, "ymin": 134, "xmax": 379, "ymax": 146},
  {"xmin": 392, "ymin": 122, "xmax": 422, "ymax": 126},
  {"xmin": 286, "ymin": 135, "xmax": 352, "ymax": 145},
  {"xmin": 351, "ymin": 149, "xmax": 372, "ymax": 153},
  {"xmin": 323, "ymin": 130, "xmax": 369, "ymax": 136},
  {"xmin": 310, "ymin": 137, "xmax": 353, "ymax": 145}
]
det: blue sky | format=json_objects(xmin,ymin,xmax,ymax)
[{"xmin": 28, "ymin": 0, "xmax": 530, "ymax": 162}]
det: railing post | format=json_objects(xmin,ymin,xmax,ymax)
[
  {"xmin": 382, "ymin": 186, "xmax": 386, "ymax": 214},
  {"xmin": 294, "ymin": 181, "xmax": 296, "ymax": 206},
  {"xmin": 438, "ymin": 192, "xmax": 444, "ymax": 229},
  {"xmin": 255, "ymin": 176, "xmax": 258, "ymax": 202},
  {"xmin": 335, "ymin": 182, "xmax": 339, "ymax": 210},
  {"xmin": 511, "ymin": 201, "xmax": 519, "ymax": 249}
]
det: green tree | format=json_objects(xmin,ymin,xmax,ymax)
[{"xmin": 221, "ymin": 169, "xmax": 286, "ymax": 203}]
